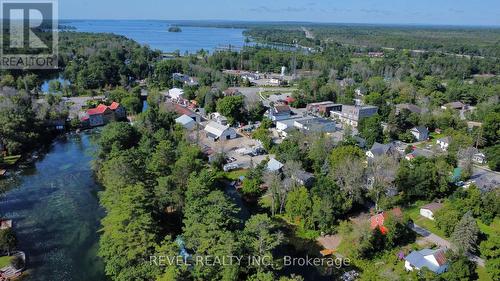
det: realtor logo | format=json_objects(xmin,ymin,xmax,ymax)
[{"xmin": 0, "ymin": 0, "xmax": 58, "ymax": 69}]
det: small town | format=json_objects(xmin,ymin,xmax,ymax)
[{"xmin": 0, "ymin": 1, "xmax": 499, "ymax": 281}]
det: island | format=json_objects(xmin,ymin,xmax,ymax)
[{"xmin": 168, "ymin": 26, "xmax": 182, "ymax": 32}]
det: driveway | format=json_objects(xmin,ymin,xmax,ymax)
[{"xmin": 411, "ymin": 223, "xmax": 485, "ymax": 267}]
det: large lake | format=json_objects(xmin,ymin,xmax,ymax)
[{"xmin": 65, "ymin": 20, "xmax": 248, "ymax": 53}]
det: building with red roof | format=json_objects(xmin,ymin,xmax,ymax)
[
  {"xmin": 370, "ymin": 207, "xmax": 403, "ymax": 235},
  {"xmin": 81, "ymin": 102, "xmax": 126, "ymax": 127}
]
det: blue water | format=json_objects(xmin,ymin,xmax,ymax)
[
  {"xmin": 65, "ymin": 20, "xmax": 248, "ymax": 53},
  {"xmin": 0, "ymin": 132, "xmax": 105, "ymax": 281}
]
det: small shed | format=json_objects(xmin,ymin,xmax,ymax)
[{"xmin": 420, "ymin": 202, "xmax": 443, "ymax": 220}]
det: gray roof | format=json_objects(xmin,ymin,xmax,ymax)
[
  {"xmin": 175, "ymin": 114, "xmax": 196, "ymax": 126},
  {"xmin": 412, "ymin": 126, "xmax": 429, "ymax": 135},
  {"xmin": 473, "ymin": 174, "xmax": 500, "ymax": 192},
  {"xmin": 369, "ymin": 142, "xmax": 396, "ymax": 157},
  {"xmin": 405, "ymin": 249, "xmax": 447, "ymax": 273},
  {"xmin": 421, "ymin": 202, "xmax": 443, "ymax": 212},
  {"xmin": 267, "ymin": 158, "xmax": 284, "ymax": 172},
  {"xmin": 396, "ymin": 103, "xmax": 422, "ymax": 114}
]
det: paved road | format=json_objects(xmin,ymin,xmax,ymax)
[{"xmin": 411, "ymin": 223, "xmax": 485, "ymax": 267}]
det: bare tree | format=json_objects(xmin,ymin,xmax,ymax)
[
  {"xmin": 264, "ymin": 172, "xmax": 285, "ymax": 215},
  {"xmin": 331, "ymin": 156, "xmax": 366, "ymax": 203},
  {"xmin": 458, "ymin": 147, "xmax": 478, "ymax": 179},
  {"xmin": 367, "ymin": 155, "xmax": 400, "ymax": 211}
]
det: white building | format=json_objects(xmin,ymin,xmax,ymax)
[
  {"xmin": 267, "ymin": 158, "xmax": 284, "ymax": 172},
  {"xmin": 405, "ymin": 249, "xmax": 448, "ymax": 274},
  {"xmin": 419, "ymin": 202, "xmax": 443, "ymax": 220},
  {"xmin": 410, "ymin": 126, "xmax": 429, "ymax": 142},
  {"xmin": 209, "ymin": 112, "xmax": 228, "ymax": 126},
  {"xmin": 167, "ymin": 88, "xmax": 184, "ymax": 100},
  {"xmin": 204, "ymin": 121, "xmax": 237, "ymax": 141},
  {"xmin": 437, "ymin": 137, "xmax": 451, "ymax": 151}
]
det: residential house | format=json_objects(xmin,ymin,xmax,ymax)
[
  {"xmin": 366, "ymin": 142, "xmax": 399, "ymax": 159},
  {"xmin": 396, "ymin": 103, "xmax": 423, "ymax": 115},
  {"xmin": 167, "ymin": 88, "xmax": 184, "ymax": 100},
  {"xmin": 405, "ymin": 249, "xmax": 448, "ymax": 274},
  {"xmin": 370, "ymin": 208, "xmax": 403, "ymax": 234},
  {"xmin": 292, "ymin": 170, "xmax": 315, "ymax": 187},
  {"xmin": 164, "ymin": 102, "xmax": 203, "ymax": 123},
  {"xmin": 209, "ymin": 112, "xmax": 229, "ymax": 126},
  {"xmin": 331, "ymin": 105, "xmax": 378, "ymax": 128},
  {"xmin": 471, "ymin": 174, "xmax": 500, "ymax": 193},
  {"xmin": 173, "ymin": 73, "xmax": 199, "ymax": 86},
  {"xmin": 204, "ymin": 121, "xmax": 237, "ymax": 141},
  {"xmin": 175, "ymin": 114, "xmax": 197, "ymax": 130},
  {"xmin": 410, "ymin": 126, "xmax": 429, "ymax": 142},
  {"xmin": 420, "ymin": 203, "xmax": 443, "ymax": 220},
  {"xmin": 268, "ymin": 104, "xmax": 292, "ymax": 121},
  {"xmin": 81, "ymin": 102, "xmax": 126, "ymax": 127},
  {"xmin": 294, "ymin": 118, "xmax": 336, "ymax": 134},
  {"xmin": 109, "ymin": 102, "xmax": 126, "ymax": 120},
  {"xmin": 437, "ymin": 137, "xmax": 451, "ymax": 151},
  {"xmin": 267, "ymin": 158, "xmax": 284, "ymax": 172},
  {"xmin": 472, "ymin": 153, "xmax": 487, "ymax": 164}
]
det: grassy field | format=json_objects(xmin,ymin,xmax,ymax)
[
  {"xmin": 224, "ymin": 169, "xmax": 248, "ymax": 181},
  {"xmin": 478, "ymin": 218, "xmax": 500, "ymax": 237},
  {"xmin": 477, "ymin": 265, "xmax": 493, "ymax": 281},
  {"xmin": 0, "ymin": 256, "xmax": 13, "ymax": 268}
]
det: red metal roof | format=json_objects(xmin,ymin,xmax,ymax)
[
  {"xmin": 87, "ymin": 104, "xmax": 110, "ymax": 115},
  {"xmin": 109, "ymin": 102, "xmax": 120, "ymax": 110}
]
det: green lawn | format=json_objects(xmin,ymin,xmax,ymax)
[
  {"xmin": 0, "ymin": 256, "xmax": 13, "ymax": 268},
  {"xmin": 429, "ymin": 132, "xmax": 445, "ymax": 140},
  {"xmin": 478, "ymin": 218, "xmax": 500, "ymax": 237},
  {"xmin": 477, "ymin": 265, "xmax": 493, "ymax": 281},
  {"xmin": 405, "ymin": 202, "xmax": 448, "ymax": 238},
  {"xmin": 224, "ymin": 169, "xmax": 248, "ymax": 181}
]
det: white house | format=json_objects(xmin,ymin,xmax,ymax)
[
  {"xmin": 437, "ymin": 137, "xmax": 451, "ymax": 151},
  {"xmin": 405, "ymin": 249, "xmax": 448, "ymax": 274},
  {"xmin": 175, "ymin": 114, "xmax": 197, "ymax": 130},
  {"xmin": 168, "ymin": 88, "xmax": 184, "ymax": 100},
  {"xmin": 204, "ymin": 121, "xmax": 237, "ymax": 141},
  {"xmin": 419, "ymin": 202, "xmax": 443, "ymax": 220},
  {"xmin": 410, "ymin": 126, "xmax": 429, "ymax": 142},
  {"xmin": 209, "ymin": 112, "xmax": 228, "ymax": 126},
  {"xmin": 267, "ymin": 158, "xmax": 284, "ymax": 172}
]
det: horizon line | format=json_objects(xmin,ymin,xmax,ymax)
[{"xmin": 57, "ymin": 18, "xmax": 500, "ymax": 29}]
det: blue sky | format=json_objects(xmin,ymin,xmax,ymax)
[{"xmin": 60, "ymin": 0, "xmax": 500, "ymax": 26}]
